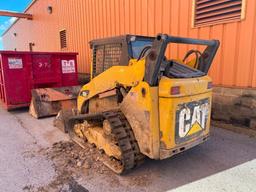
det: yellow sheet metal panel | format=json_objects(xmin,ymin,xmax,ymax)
[
  {"xmin": 120, "ymin": 83, "xmax": 160, "ymax": 159},
  {"xmin": 159, "ymin": 76, "xmax": 212, "ymax": 98},
  {"xmin": 158, "ymin": 77, "xmax": 212, "ymax": 155}
]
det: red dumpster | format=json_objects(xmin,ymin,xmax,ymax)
[{"xmin": 0, "ymin": 51, "xmax": 79, "ymax": 110}]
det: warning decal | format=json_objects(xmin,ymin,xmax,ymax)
[
  {"xmin": 61, "ymin": 60, "xmax": 76, "ymax": 74},
  {"xmin": 8, "ymin": 58, "xmax": 23, "ymax": 69}
]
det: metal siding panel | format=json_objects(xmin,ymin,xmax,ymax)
[
  {"xmin": 95, "ymin": 0, "xmax": 99, "ymax": 38},
  {"xmin": 135, "ymin": 0, "xmax": 142, "ymax": 34},
  {"xmin": 235, "ymin": 0, "xmax": 255, "ymax": 87},
  {"xmin": 81, "ymin": 3, "xmax": 87, "ymax": 68},
  {"xmin": 84, "ymin": 0, "xmax": 90, "ymax": 73},
  {"xmin": 73, "ymin": 1, "xmax": 79, "ymax": 70},
  {"xmin": 72, "ymin": 0, "xmax": 76, "ymax": 51},
  {"xmin": 87, "ymin": 0, "xmax": 92, "ymax": 40},
  {"xmin": 115, "ymin": 0, "xmax": 120, "ymax": 35},
  {"xmin": 155, "ymin": 0, "xmax": 162, "ymax": 33},
  {"xmin": 141, "ymin": 0, "xmax": 148, "ymax": 35},
  {"xmin": 69, "ymin": 1, "xmax": 74, "ymax": 52},
  {"xmin": 119, "ymin": 0, "xmax": 125, "ymax": 34},
  {"xmin": 124, "ymin": 0, "xmax": 130, "ymax": 33},
  {"xmin": 130, "ymin": 0, "xmax": 136, "ymax": 34},
  {"xmin": 110, "ymin": 0, "xmax": 114, "ymax": 35},
  {"xmin": 221, "ymin": 23, "xmax": 237, "ymax": 86},
  {"xmin": 77, "ymin": 0, "xmax": 85, "ymax": 73},
  {"xmin": 94, "ymin": 0, "xmax": 98, "ymax": 38},
  {"xmin": 170, "ymin": 0, "xmax": 180, "ymax": 59},
  {"xmin": 208, "ymin": 25, "xmax": 223, "ymax": 85},
  {"xmin": 102, "ymin": 0, "xmax": 107, "ymax": 37},
  {"xmin": 220, "ymin": 23, "xmax": 237, "ymax": 86},
  {"xmin": 2, "ymin": 0, "xmax": 256, "ymax": 87},
  {"xmin": 98, "ymin": 0, "xmax": 103, "ymax": 37},
  {"xmin": 248, "ymin": 1, "xmax": 256, "ymax": 87},
  {"xmin": 148, "ymin": 0, "xmax": 155, "ymax": 35},
  {"xmin": 232, "ymin": 23, "xmax": 241, "ymax": 87},
  {"xmin": 252, "ymin": 48, "xmax": 256, "ymax": 87},
  {"xmin": 109, "ymin": 0, "xmax": 114, "ymax": 35},
  {"xmin": 162, "ymin": 0, "xmax": 171, "ymax": 34}
]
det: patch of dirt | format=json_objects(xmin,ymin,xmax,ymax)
[
  {"xmin": 23, "ymin": 140, "xmax": 108, "ymax": 192},
  {"xmin": 23, "ymin": 140, "xmax": 153, "ymax": 191}
]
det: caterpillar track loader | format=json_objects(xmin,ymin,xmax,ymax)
[{"xmin": 58, "ymin": 34, "xmax": 219, "ymax": 174}]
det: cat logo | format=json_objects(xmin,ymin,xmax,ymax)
[{"xmin": 175, "ymin": 98, "xmax": 210, "ymax": 143}]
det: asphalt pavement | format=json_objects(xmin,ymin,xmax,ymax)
[{"xmin": 0, "ymin": 107, "xmax": 255, "ymax": 192}]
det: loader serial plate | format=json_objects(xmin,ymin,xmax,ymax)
[{"xmin": 175, "ymin": 98, "xmax": 210, "ymax": 144}]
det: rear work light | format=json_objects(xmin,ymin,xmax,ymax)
[{"xmin": 170, "ymin": 86, "xmax": 180, "ymax": 95}]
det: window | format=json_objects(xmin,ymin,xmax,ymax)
[
  {"xmin": 59, "ymin": 30, "xmax": 67, "ymax": 49},
  {"xmin": 193, "ymin": 0, "xmax": 246, "ymax": 27},
  {"xmin": 131, "ymin": 39, "xmax": 153, "ymax": 59}
]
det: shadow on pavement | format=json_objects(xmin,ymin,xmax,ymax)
[{"xmin": 121, "ymin": 127, "xmax": 256, "ymax": 192}]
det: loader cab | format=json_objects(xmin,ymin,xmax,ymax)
[{"xmin": 89, "ymin": 35, "xmax": 154, "ymax": 78}]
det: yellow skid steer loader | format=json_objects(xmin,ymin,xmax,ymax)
[{"xmin": 57, "ymin": 34, "xmax": 219, "ymax": 174}]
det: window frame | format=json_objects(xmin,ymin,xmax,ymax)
[
  {"xmin": 192, "ymin": 0, "xmax": 247, "ymax": 28},
  {"xmin": 59, "ymin": 29, "xmax": 67, "ymax": 49}
]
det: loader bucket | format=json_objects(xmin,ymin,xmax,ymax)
[{"xmin": 29, "ymin": 86, "xmax": 81, "ymax": 118}]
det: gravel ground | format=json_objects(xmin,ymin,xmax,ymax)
[{"xmin": 0, "ymin": 107, "xmax": 255, "ymax": 192}]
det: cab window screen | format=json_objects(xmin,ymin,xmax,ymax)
[{"xmin": 92, "ymin": 43, "xmax": 122, "ymax": 77}]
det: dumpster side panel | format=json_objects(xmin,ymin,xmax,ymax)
[
  {"xmin": 59, "ymin": 54, "xmax": 78, "ymax": 86},
  {"xmin": 31, "ymin": 54, "xmax": 61, "ymax": 88},
  {"xmin": 0, "ymin": 57, "xmax": 5, "ymax": 101},
  {"xmin": 1, "ymin": 53, "xmax": 31, "ymax": 108}
]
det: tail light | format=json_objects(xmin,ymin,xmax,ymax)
[{"xmin": 170, "ymin": 86, "xmax": 180, "ymax": 95}]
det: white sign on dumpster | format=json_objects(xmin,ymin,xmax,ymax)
[
  {"xmin": 61, "ymin": 60, "xmax": 76, "ymax": 73},
  {"xmin": 8, "ymin": 58, "xmax": 23, "ymax": 69}
]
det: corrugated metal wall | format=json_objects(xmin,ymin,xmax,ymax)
[{"xmin": 2, "ymin": 0, "xmax": 256, "ymax": 88}]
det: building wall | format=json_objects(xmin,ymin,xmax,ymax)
[{"xmin": 2, "ymin": 0, "xmax": 256, "ymax": 88}]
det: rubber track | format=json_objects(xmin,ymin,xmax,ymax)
[{"xmin": 102, "ymin": 110, "xmax": 145, "ymax": 173}]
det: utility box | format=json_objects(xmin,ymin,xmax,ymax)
[{"xmin": 0, "ymin": 51, "xmax": 78, "ymax": 110}]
